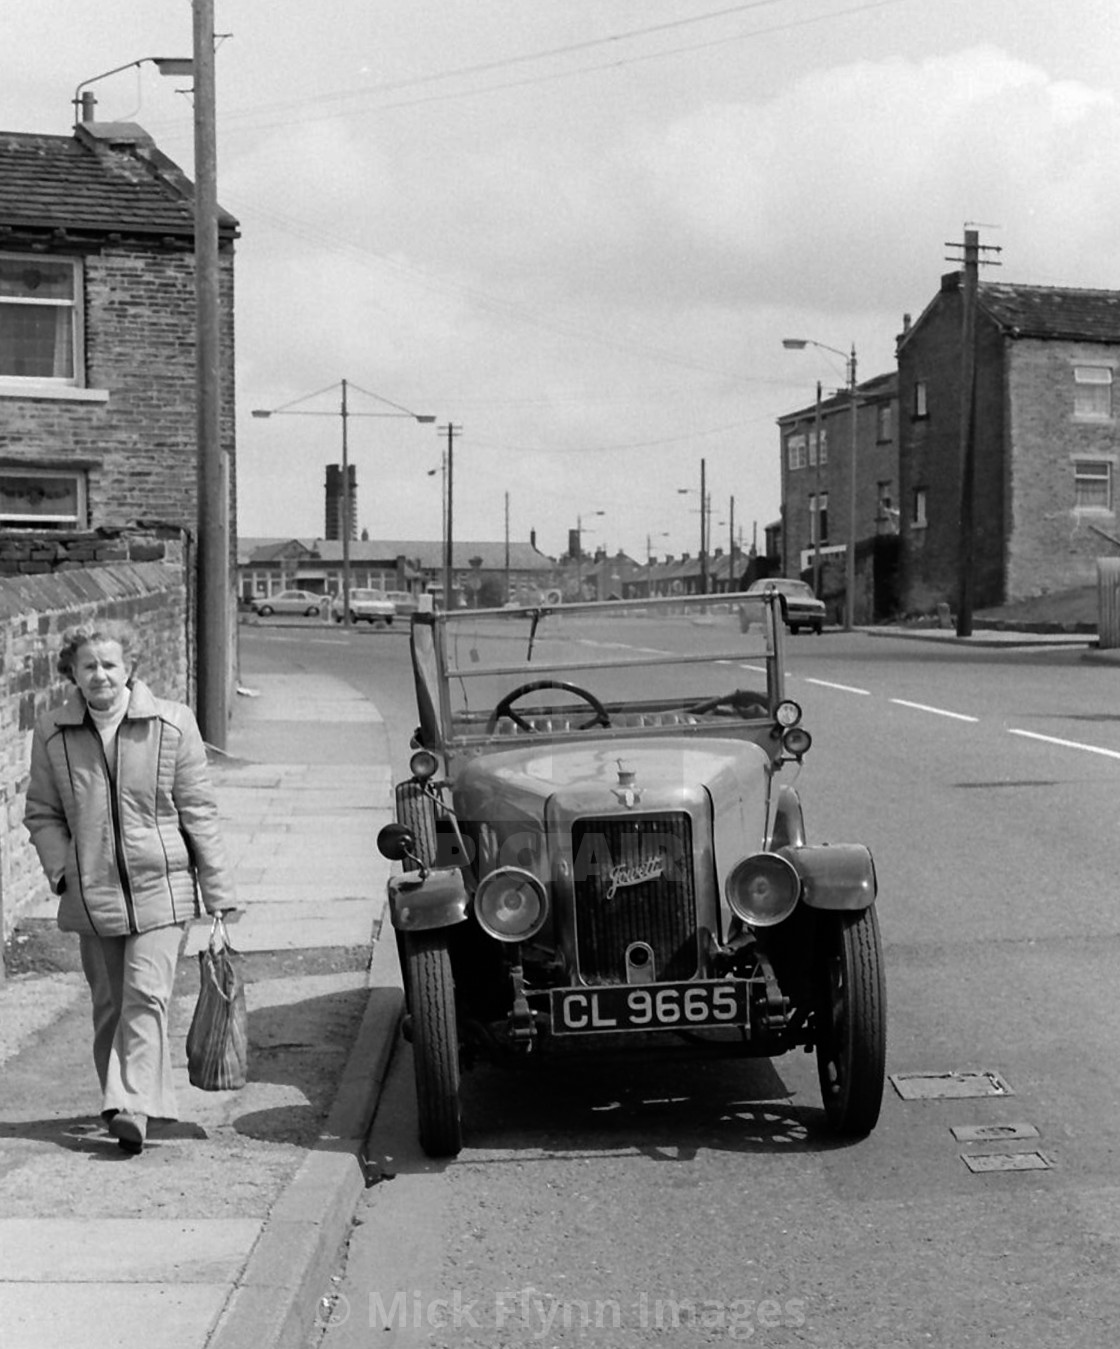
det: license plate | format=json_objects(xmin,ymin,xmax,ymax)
[{"xmin": 550, "ymin": 980, "xmax": 749, "ymax": 1035}]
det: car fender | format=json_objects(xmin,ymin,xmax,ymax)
[
  {"xmin": 778, "ymin": 843, "xmax": 877, "ymax": 911},
  {"xmin": 388, "ymin": 867, "xmax": 470, "ymax": 932},
  {"xmin": 768, "ymin": 784, "xmax": 806, "ymax": 850}
]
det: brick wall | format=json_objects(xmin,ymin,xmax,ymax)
[
  {"xmin": 1006, "ymin": 339, "xmax": 1119, "ymax": 600},
  {"xmin": 0, "ymin": 549, "xmax": 189, "ymax": 962},
  {"xmin": 0, "ymin": 243, "xmax": 236, "ymax": 537}
]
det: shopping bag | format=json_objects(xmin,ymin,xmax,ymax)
[{"xmin": 186, "ymin": 914, "xmax": 249, "ymax": 1091}]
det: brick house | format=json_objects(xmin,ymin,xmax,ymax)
[
  {"xmin": 776, "ymin": 371, "xmax": 899, "ymax": 624},
  {"xmin": 898, "ymin": 274, "xmax": 1120, "ymax": 613},
  {"xmin": 238, "ymin": 536, "xmax": 558, "ymax": 608},
  {"xmin": 0, "ymin": 121, "xmax": 237, "ymax": 549}
]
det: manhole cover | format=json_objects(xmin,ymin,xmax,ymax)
[
  {"xmin": 890, "ymin": 1070, "xmax": 1013, "ymax": 1100},
  {"xmin": 961, "ymin": 1151, "xmax": 1052, "ymax": 1174},
  {"xmin": 951, "ymin": 1122, "xmax": 1039, "ymax": 1142}
]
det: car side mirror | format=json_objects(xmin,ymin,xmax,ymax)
[{"xmin": 377, "ymin": 822, "xmax": 417, "ymax": 862}]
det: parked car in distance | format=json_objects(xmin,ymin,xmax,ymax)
[
  {"xmin": 331, "ymin": 588, "xmax": 395, "ymax": 625},
  {"xmin": 377, "ymin": 592, "xmax": 885, "ymax": 1157},
  {"xmin": 251, "ymin": 589, "xmax": 323, "ymax": 617},
  {"xmin": 385, "ymin": 590, "xmax": 420, "ymax": 618},
  {"xmin": 744, "ymin": 578, "xmax": 826, "ymax": 634}
]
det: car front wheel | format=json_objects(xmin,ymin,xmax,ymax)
[
  {"xmin": 404, "ymin": 930, "xmax": 462, "ymax": 1158},
  {"xmin": 815, "ymin": 908, "xmax": 886, "ymax": 1136}
]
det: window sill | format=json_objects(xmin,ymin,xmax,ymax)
[{"xmin": 0, "ymin": 384, "xmax": 109, "ymax": 403}]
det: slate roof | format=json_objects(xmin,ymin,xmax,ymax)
[
  {"xmin": 977, "ymin": 283, "xmax": 1120, "ymax": 342},
  {"xmin": 238, "ymin": 537, "xmax": 557, "ymax": 571},
  {"xmin": 0, "ymin": 124, "xmax": 237, "ymax": 241},
  {"xmin": 777, "ymin": 370, "xmax": 897, "ymax": 424}
]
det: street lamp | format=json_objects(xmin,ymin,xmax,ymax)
[
  {"xmin": 72, "ymin": 55, "xmax": 194, "ymax": 122},
  {"xmin": 782, "ymin": 338, "xmax": 859, "ymax": 630},
  {"xmin": 575, "ymin": 511, "xmax": 605, "ymax": 599},
  {"xmin": 252, "ymin": 380, "xmax": 435, "ymax": 626}
]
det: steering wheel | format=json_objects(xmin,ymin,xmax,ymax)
[
  {"xmin": 488, "ymin": 679, "xmax": 611, "ymax": 733},
  {"xmin": 688, "ymin": 689, "xmax": 768, "ymax": 718}
]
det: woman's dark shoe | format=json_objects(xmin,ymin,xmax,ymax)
[
  {"xmin": 100, "ymin": 1109, "xmax": 119, "ymax": 1125},
  {"xmin": 109, "ymin": 1111, "xmax": 147, "ymax": 1155}
]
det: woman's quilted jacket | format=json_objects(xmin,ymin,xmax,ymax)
[{"xmin": 24, "ymin": 679, "xmax": 236, "ymax": 936}]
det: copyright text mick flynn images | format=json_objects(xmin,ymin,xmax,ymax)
[{"xmin": 319, "ymin": 1287, "xmax": 808, "ymax": 1339}]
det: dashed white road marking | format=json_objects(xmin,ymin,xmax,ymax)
[
  {"xmin": 805, "ymin": 677, "xmax": 871, "ymax": 695},
  {"xmin": 1008, "ymin": 729, "xmax": 1120, "ymax": 761},
  {"xmin": 891, "ymin": 698, "xmax": 979, "ymax": 723}
]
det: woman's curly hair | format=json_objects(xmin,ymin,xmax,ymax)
[{"xmin": 57, "ymin": 621, "xmax": 138, "ymax": 683}]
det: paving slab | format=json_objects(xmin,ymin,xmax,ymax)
[{"xmin": 0, "ymin": 669, "xmax": 405, "ymax": 1349}]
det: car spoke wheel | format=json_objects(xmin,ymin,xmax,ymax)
[
  {"xmin": 815, "ymin": 908, "xmax": 886, "ymax": 1136},
  {"xmin": 404, "ymin": 931, "xmax": 462, "ymax": 1157}
]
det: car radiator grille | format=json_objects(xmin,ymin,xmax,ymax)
[{"xmin": 570, "ymin": 812, "xmax": 698, "ymax": 983}]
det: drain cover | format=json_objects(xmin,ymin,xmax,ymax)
[
  {"xmin": 961, "ymin": 1151, "xmax": 1052, "ymax": 1173},
  {"xmin": 951, "ymin": 1122, "xmax": 1039, "ymax": 1142},
  {"xmin": 890, "ymin": 1070, "xmax": 1013, "ymax": 1100}
]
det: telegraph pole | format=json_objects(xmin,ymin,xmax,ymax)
[
  {"xmin": 699, "ymin": 457, "xmax": 708, "ymax": 595},
  {"xmin": 813, "ymin": 380, "xmax": 823, "ymax": 598},
  {"xmin": 192, "ymin": 0, "xmax": 228, "ymax": 747},
  {"xmin": 948, "ymin": 225, "xmax": 1001, "ymax": 637},
  {"xmin": 440, "ymin": 423, "xmax": 462, "ymax": 608}
]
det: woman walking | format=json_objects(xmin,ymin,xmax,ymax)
[{"xmin": 24, "ymin": 622, "xmax": 236, "ymax": 1155}]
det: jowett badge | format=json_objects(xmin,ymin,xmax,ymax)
[{"xmin": 605, "ymin": 854, "xmax": 665, "ymax": 900}]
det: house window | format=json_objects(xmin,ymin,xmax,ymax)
[
  {"xmin": 912, "ymin": 487, "xmax": 928, "ymax": 528},
  {"xmin": 0, "ymin": 256, "xmax": 81, "ymax": 383},
  {"xmin": 913, "ymin": 381, "xmax": 928, "ymax": 419},
  {"xmin": 877, "ymin": 404, "xmax": 892, "ymax": 441},
  {"xmin": 787, "ymin": 433, "xmax": 807, "ymax": 471},
  {"xmin": 1074, "ymin": 460, "xmax": 1112, "ymax": 510},
  {"xmin": 1073, "ymin": 366, "xmax": 1112, "ymax": 420},
  {"xmin": 811, "ymin": 427, "xmax": 828, "ymax": 467},
  {"xmin": 0, "ymin": 467, "xmax": 87, "ymax": 529},
  {"xmin": 810, "ymin": 492, "xmax": 829, "ymax": 544}
]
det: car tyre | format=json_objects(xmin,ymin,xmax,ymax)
[
  {"xmin": 395, "ymin": 781, "xmax": 438, "ymax": 871},
  {"xmin": 815, "ymin": 907, "xmax": 886, "ymax": 1136},
  {"xmin": 256, "ymin": 605, "xmax": 274, "ymax": 617},
  {"xmin": 304, "ymin": 606, "xmax": 319, "ymax": 616},
  {"xmin": 404, "ymin": 930, "xmax": 463, "ymax": 1158}
]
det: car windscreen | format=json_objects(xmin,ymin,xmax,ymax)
[{"xmin": 432, "ymin": 596, "xmax": 778, "ymax": 742}]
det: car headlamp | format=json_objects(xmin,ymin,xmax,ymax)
[
  {"xmin": 775, "ymin": 700, "xmax": 802, "ymax": 727},
  {"xmin": 474, "ymin": 867, "xmax": 549, "ymax": 942},
  {"xmin": 781, "ymin": 726, "xmax": 812, "ymax": 759},
  {"xmin": 409, "ymin": 749, "xmax": 440, "ymax": 781},
  {"xmin": 725, "ymin": 852, "xmax": 800, "ymax": 927}
]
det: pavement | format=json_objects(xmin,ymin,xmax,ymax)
[
  {"xmin": 0, "ymin": 615, "xmax": 1114, "ymax": 1349},
  {"xmin": 0, "ymin": 670, "xmax": 403, "ymax": 1349}
]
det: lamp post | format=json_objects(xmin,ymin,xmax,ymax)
[
  {"xmin": 575, "ymin": 511, "xmax": 605, "ymax": 599},
  {"xmin": 677, "ymin": 458, "xmax": 710, "ymax": 595},
  {"xmin": 782, "ymin": 338, "xmax": 859, "ymax": 630},
  {"xmin": 252, "ymin": 381, "xmax": 434, "ymax": 626}
]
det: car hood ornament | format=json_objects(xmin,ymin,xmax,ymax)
[{"xmin": 612, "ymin": 760, "xmax": 641, "ymax": 807}]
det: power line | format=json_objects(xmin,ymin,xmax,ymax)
[{"xmin": 152, "ymin": 0, "xmax": 913, "ymax": 138}]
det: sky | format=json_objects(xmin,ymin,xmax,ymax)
[{"xmin": 5, "ymin": 1, "xmax": 1120, "ymax": 563}]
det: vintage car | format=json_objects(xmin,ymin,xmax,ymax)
[
  {"xmin": 744, "ymin": 577, "xmax": 826, "ymax": 634},
  {"xmin": 331, "ymin": 588, "xmax": 396, "ymax": 625},
  {"xmin": 250, "ymin": 588, "xmax": 323, "ymax": 617},
  {"xmin": 377, "ymin": 593, "xmax": 885, "ymax": 1157}
]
